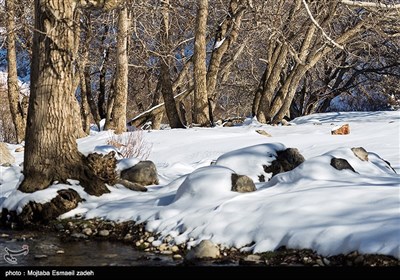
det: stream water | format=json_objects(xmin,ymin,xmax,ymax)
[{"xmin": 0, "ymin": 229, "xmax": 179, "ymax": 267}]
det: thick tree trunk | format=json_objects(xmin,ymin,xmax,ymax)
[
  {"xmin": 108, "ymin": 5, "xmax": 129, "ymax": 134},
  {"xmin": 6, "ymin": 0, "xmax": 25, "ymax": 143},
  {"xmin": 193, "ymin": 0, "xmax": 210, "ymax": 126},
  {"xmin": 19, "ymin": 0, "xmax": 109, "ymax": 196}
]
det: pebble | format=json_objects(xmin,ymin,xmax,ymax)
[
  {"xmin": 71, "ymin": 233, "xmax": 88, "ymax": 239},
  {"xmin": 56, "ymin": 250, "xmax": 65, "ymax": 254},
  {"xmin": 55, "ymin": 223, "xmax": 64, "ymax": 231},
  {"xmin": 0, "ymin": 233, "xmax": 9, "ymax": 238},
  {"xmin": 124, "ymin": 234, "xmax": 132, "ymax": 241},
  {"xmin": 152, "ymin": 240, "xmax": 162, "ymax": 247},
  {"xmin": 159, "ymin": 243, "xmax": 168, "ymax": 251},
  {"xmin": 99, "ymin": 230, "xmax": 110, "ymax": 237},
  {"xmin": 143, "ymin": 242, "xmax": 150, "ymax": 248},
  {"xmin": 173, "ymin": 254, "xmax": 183, "ymax": 260},
  {"xmin": 135, "ymin": 241, "xmax": 141, "ymax": 247},
  {"xmin": 171, "ymin": 245, "xmax": 179, "ymax": 253},
  {"xmin": 316, "ymin": 259, "xmax": 325, "ymax": 266},
  {"xmin": 323, "ymin": 258, "xmax": 331, "ymax": 266},
  {"xmin": 34, "ymin": 255, "xmax": 48, "ymax": 259},
  {"xmin": 242, "ymin": 254, "xmax": 262, "ymax": 264},
  {"xmin": 161, "ymin": 250, "xmax": 173, "ymax": 255},
  {"xmin": 147, "ymin": 236, "xmax": 154, "ymax": 243},
  {"xmin": 82, "ymin": 228, "xmax": 92, "ymax": 236}
]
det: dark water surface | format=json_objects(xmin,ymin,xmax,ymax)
[{"xmin": 0, "ymin": 229, "xmax": 178, "ymax": 266}]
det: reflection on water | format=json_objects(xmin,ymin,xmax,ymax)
[{"xmin": 0, "ymin": 229, "xmax": 178, "ymax": 266}]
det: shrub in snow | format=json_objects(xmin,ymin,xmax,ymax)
[{"xmin": 107, "ymin": 130, "xmax": 152, "ymax": 160}]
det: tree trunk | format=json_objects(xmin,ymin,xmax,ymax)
[
  {"xmin": 206, "ymin": 0, "xmax": 247, "ymax": 122},
  {"xmin": 79, "ymin": 70, "xmax": 91, "ymax": 134},
  {"xmin": 98, "ymin": 25, "xmax": 110, "ymax": 120},
  {"xmin": 84, "ymin": 67, "xmax": 101, "ymax": 129},
  {"xmin": 19, "ymin": 0, "xmax": 109, "ymax": 196},
  {"xmin": 150, "ymin": 79, "xmax": 164, "ymax": 129},
  {"xmin": 160, "ymin": 61, "xmax": 185, "ymax": 128},
  {"xmin": 159, "ymin": 0, "xmax": 185, "ymax": 129},
  {"xmin": 193, "ymin": 0, "xmax": 210, "ymax": 126},
  {"xmin": 256, "ymin": 45, "xmax": 289, "ymax": 123},
  {"xmin": 6, "ymin": 0, "xmax": 25, "ymax": 143},
  {"xmin": 108, "ymin": 5, "xmax": 129, "ymax": 134},
  {"xmin": 79, "ymin": 11, "xmax": 100, "ymax": 131}
]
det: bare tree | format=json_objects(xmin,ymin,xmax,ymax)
[
  {"xmin": 19, "ymin": 0, "xmax": 121, "ymax": 196},
  {"xmin": 105, "ymin": 3, "xmax": 130, "ymax": 133},
  {"xmin": 250, "ymin": 0, "xmax": 399, "ymax": 124},
  {"xmin": 193, "ymin": 0, "xmax": 210, "ymax": 126},
  {"xmin": 5, "ymin": 0, "xmax": 25, "ymax": 143},
  {"xmin": 159, "ymin": 0, "xmax": 185, "ymax": 128}
]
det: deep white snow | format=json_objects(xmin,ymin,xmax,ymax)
[{"xmin": 0, "ymin": 111, "xmax": 399, "ymax": 258}]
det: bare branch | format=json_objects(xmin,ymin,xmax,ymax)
[
  {"xmin": 339, "ymin": 0, "xmax": 400, "ymax": 9},
  {"xmin": 302, "ymin": 0, "xmax": 344, "ymax": 50}
]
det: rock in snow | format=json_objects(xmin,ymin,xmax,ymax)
[
  {"xmin": 185, "ymin": 240, "xmax": 220, "ymax": 260},
  {"xmin": 331, "ymin": 124, "xmax": 350, "ymax": 135}
]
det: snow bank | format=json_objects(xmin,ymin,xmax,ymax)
[
  {"xmin": 0, "ymin": 111, "xmax": 399, "ymax": 258},
  {"xmin": 215, "ymin": 143, "xmax": 286, "ymax": 182}
]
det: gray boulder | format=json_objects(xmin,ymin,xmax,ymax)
[
  {"xmin": 231, "ymin": 174, "xmax": 256, "ymax": 193},
  {"xmin": 185, "ymin": 240, "xmax": 220, "ymax": 260},
  {"xmin": 0, "ymin": 142, "xmax": 15, "ymax": 166},
  {"xmin": 120, "ymin": 160, "xmax": 159, "ymax": 186},
  {"xmin": 263, "ymin": 148, "xmax": 305, "ymax": 177},
  {"xmin": 330, "ymin": 157, "xmax": 356, "ymax": 173},
  {"xmin": 115, "ymin": 178, "xmax": 147, "ymax": 192},
  {"xmin": 351, "ymin": 147, "xmax": 368, "ymax": 161}
]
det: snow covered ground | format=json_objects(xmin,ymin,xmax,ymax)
[{"xmin": 1, "ymin": 111, "xmax": 399, "ymax": 258}]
